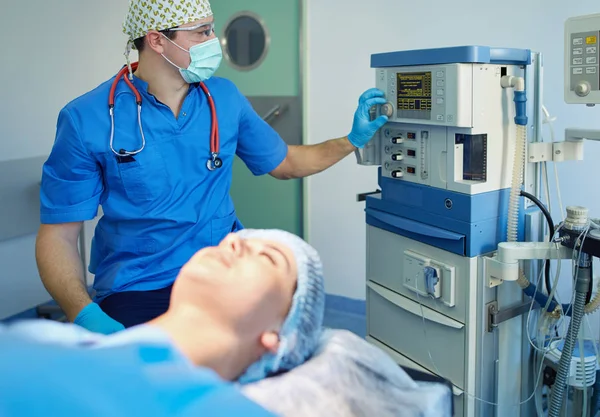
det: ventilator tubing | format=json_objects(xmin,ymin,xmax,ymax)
[
  {"xmin": 504, "ymin": 94, "xmax": 600, "ymax": 315},
  {"xmin": 506, "ymin": 84, "xmax": 527, "ymax": 250},
  {"xmin": 506, "ymin": 91, "xmax": 559, "ymax": 312},
  {"xmin": 548, "ymin": 268, "xmax": 591, "ymax": 417},
  {"xmin": 507, "ymin": 124, "xmax": 526, "ymax": 243},
  {"xmin": 506, "ymin": 121, "xmax": 532, "ymax": 290}
]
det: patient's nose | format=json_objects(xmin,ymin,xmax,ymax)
[{"xmin": 222, "ymin": 233, "xmax": 244, "ymax": 255}]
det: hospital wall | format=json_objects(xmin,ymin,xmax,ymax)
[
  {"xmin": 0, "ymin": 0, "xmax": 134, "ymax": 319},
  {"xmin": 304, "ymin": 0, "xmax": 600, "ymax": 307}
]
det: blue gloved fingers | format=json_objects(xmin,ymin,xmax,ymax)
[
  {"xmin": 358, "ymin": 88, "xmax": 386, "ymax": 103},
  {"xmin": 74, "ymin": 302, "xmax": 125, "ymax": 335},
  {"xmin": 370, "ymin": 115, "xmax": 389, "ymax": 130},
  {"xmin": 361, "ymin": 97, "xmax": 388, "ymax": 111},
  {"xmin": 348, "ymin": 89, "xmax": 390, "ymax": 149}
]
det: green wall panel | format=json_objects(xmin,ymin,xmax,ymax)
[{"xmin": 211, "ymin": 0, "xmax": 300, "ymax": 96}]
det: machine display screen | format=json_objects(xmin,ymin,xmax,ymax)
[{"xmin": 396, "ymin": 72, "xmax": 432, "ymax": 111}]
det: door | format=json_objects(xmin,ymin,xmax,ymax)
[{"xmin": 212, "ymin": 1, "xmax": 304, "ymax": 237}]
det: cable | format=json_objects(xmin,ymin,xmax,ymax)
[
  {"xmin": 541, "ymin": 105, "xmax": 564, "ymax": 222},
  {"xmin": 520, "ymin": 190, "xmax": 556, "ymax": 300},
  {"xmin": 415, "ymin": 290, "xmax": 548, "ymax": 409},
  {"xmin": 586, "ymin": 262, "xmax": 594, "ymax": 304}
]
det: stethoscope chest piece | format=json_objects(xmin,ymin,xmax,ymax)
[{"xmin": 206, "ymin": 153, "xmax": 223, "ymax": 171}]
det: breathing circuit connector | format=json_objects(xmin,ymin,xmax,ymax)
[{"xmin": 501, "ymin": 75, "xmax": 528, "ymax": 126}]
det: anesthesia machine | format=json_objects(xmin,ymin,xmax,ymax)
[{"xmin": 357, "ymin": 13, "xmax": 600, "ymax": 417}]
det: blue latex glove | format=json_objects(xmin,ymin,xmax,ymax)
[
  {"xmin": 347, "ymin": 88, "xmax": 389, "ymax": 148},
  {"xmin": 73, "ymin": 302, "xmax": 125, "ymax": 335}
]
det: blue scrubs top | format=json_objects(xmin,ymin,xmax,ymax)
[
  {"xmin": 0, "ymin": 321, "xmax": 278, "ymax": 417},
  {"xmin": 40, "ymin": 74, "xmax": 288, "ymax": 301}
]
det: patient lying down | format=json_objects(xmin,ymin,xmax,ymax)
[
  {"xmin": 149, "ymin": 228, "xmax": 451, "ymax": 416},
  {"xmin": 1, "ymin": 229, "xmax": 452, "ymax": 417}
]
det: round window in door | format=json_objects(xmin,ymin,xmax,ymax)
[{"xmin": 221, "ymin": 12, "xmax": 270, "ymax": 71}]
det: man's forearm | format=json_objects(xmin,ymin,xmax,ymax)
[
  {"xmin": 273, "ymin": 137, "xmax": 355, "ymax": 179},
  {"xmin": 270, "ymin": 87, "xmax": 388, "ymax": 180},
  {"xmin": 35, "ymin": 226, "xmax": 92, "ymax": 322}
]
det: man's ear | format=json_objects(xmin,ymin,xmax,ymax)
[
  {"xmin": 260, "ymin": 332, "xmax": 280, "ymax": 354},
  {"xmin": 145, "ymin": 30, "xmax": 168, "ymax": 54}
]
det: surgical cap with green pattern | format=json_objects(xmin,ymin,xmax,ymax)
[{"xmin": 122, "ymin": 0, "xmax": 213, "ymax": 46}]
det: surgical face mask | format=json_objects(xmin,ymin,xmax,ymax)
[{"xmin": 162, "ymin": 36, "xmax": 223, "ymax": 83}]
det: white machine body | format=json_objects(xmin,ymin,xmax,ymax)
[{"xmin": 362, "ymin": 63, "xmax": 523, "ymax": 195}]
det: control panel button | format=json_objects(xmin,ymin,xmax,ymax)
[
  {"xmin": 586, "ymin": 67, "xmax": 597, "ymax": 74},
  {"xmin": 586, "ymin": 56, "xmax": 597, "ymax": 64},
  {"xmin": 436, "ymin": 80, "xmax": 444, "ymax": 87},
  {"xmin": 586, "ymin": 36, "xmax": 598, "ymax": 44},
  {"xmin": 573, "ymin": 68, "xmax": 583, "ymax": 74},
  {"xmin": 573, "ymin": 48, "xmax": 583, "ymax": 55},
  {"xmin": 587, "ymin": 46, "xmax": 597, "ymax": 54},
  {"xmin": 574, "ymin": 38, "xmax": 583, "ymax": 45},
  {"xmin": 436, "ymin": 98, "xmax": 444, "ymax": 105},
  {"xmin": 436, "ymin": 89, "xmax": 444, "ymax": 96},
  {"xmin": 436, "ymin": 71, "xmax": 444, "ymax": 77},
  {"xmin": 573, "ymin": 58, "xmax": 583, "ymax": 65},
  {"xmin": 436, "ymin": 115, "xmax": 444, "ymax": 121}
]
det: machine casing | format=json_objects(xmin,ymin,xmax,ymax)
[{"xmin": 360, "ymin": 46, "xmax": 538, "ymax": 417}]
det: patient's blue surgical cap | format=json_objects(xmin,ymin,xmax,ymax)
[{"xmin": 235, "ymin": 229, "xmax": 325, "ymax": 384}]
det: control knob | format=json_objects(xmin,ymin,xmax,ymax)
[
  {"xmin": 575, "ymin": 81, "xmax": 591, "ymax": 97},
  {"xmin": 380, "ymin": 102, "xmax": 394, "ymax": 117}
]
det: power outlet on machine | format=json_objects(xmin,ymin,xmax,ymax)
[{"xmin": 402, "ymin": 250, "xmax": 456, "ymax": 307}]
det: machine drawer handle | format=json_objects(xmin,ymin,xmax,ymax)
[
  {"xmin": 368, "ymin": 281, "xmax": 464, "ymax": 330},
  {"xmin": 366, "ymin": 208, "xmax": 463, "ymax": 241}
]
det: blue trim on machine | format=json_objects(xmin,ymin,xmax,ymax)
[
  {"xmin": 376, "ymin": 174, "xmax": 513, "ymax": 223},
  {"xmin": 366, "ymin": 207, "xmax": 466, "ymax": 255},
  {"xmin": 364, "ymin": 169, "xmax": 525, "ymax": 257},
  {"xmin": 371, "ymin": 45, "xmax": 532, "ymax": 68}
]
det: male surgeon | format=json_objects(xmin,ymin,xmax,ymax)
[{"xmin": 35, "ymin": 0, "xmax": 388, "ymax": 334}]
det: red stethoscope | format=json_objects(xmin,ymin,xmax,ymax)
[{"xmin": 108, "ymin": 61, "xmax": 222, "ymax": 171}]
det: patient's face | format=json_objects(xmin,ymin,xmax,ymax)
[{"xmin": 172, "ymin": 233, "xmax": 297, "ymax": 335}]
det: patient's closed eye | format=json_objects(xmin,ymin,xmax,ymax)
[{"xmin": 262, "ymin": 251, "xmax": 276, "ymax": 265}]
